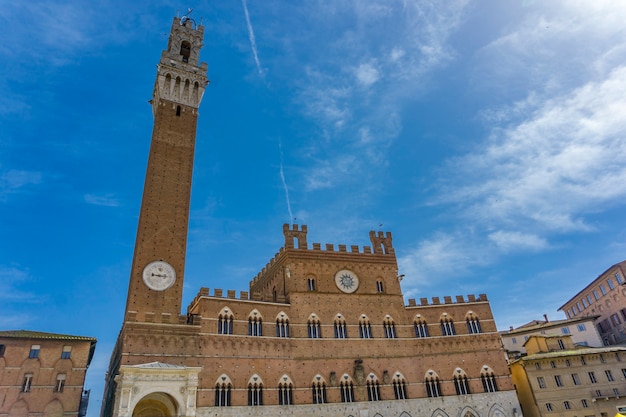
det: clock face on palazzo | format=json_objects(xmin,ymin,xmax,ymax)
[
  {"xmin": 334, "ymin": 269, "xmax": 359, "ymax": 293},
  {"xmin": 142, "ymin": 260, "xmax": 176, "ymax": 291}
]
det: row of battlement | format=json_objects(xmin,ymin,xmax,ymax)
[
  {"xmin": 249, "ymin": 225, "xmax": 395, "ymax": 285},
  {"xmin": 187, "ymin": 287, "xmax": 487, "ymax": 310},
  {"xmin": 407, "ymin": 294, "xmax": 488, "ymax": 307}
]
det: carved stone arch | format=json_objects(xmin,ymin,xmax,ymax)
[
  {"xmin": 276, "ymin": 311, "xmax": 289, "ymax": 321},
  {"xmin": 278, "ymin": 374, "xmax": 293, "ymax": 387},
  {"xmin": 307, "ymin": 313, "xmax": 320, "ymax": 323},
  {"xmin": 248, "ymin": 309, "xmax": 263, "ymax": 320},
  {"xmin": 453, "ymin": 367, "xmax": 468, "ymax": 378},
  {"xmin": 488, "ymin": 403, "xmax": 507, "ymax": 417},
  {"xmin": 334, "ymin": 313, "xmax": 345, "ymax": 322},
  {"xmin": 440, "ymin": 312, "xmax": 452, "ymax": 321},
  {"xmin": 132, "ymin": 392, "xmax": 178, "ymax": 417},
  {"xmin": 465, "ymin": 310, "xmax": 480, "ymax": 320},
  {"xmin": 399, "ymin": 413, "xmax": 413, "ymax": 417},
  {"xmin": 373, "ymin": 414, "xmax": 384, "ymax": 417},
  {"xmin": 248, "ymin": 373, "xmax": 264, "ymax": 386},
  {"xmin": 9, "ymin": 400, "xmax": 28, "ymax": 417},
  {"xmin": 42, "ymin": 399, "xmax": 64, "ymax": 417},
  {"xmin": 367, "ymin": 372, "xmax": 380, "ymax": 382},
  {"xmin": 414, "ymin": 313, "xmax": 426, "ymax": 323},
  {"xmin": 392, "ymin": 371, "xmax": 407, "ymax": 381},
  {"xmin": 481, "ymin": 365, "xmax": 494, "ymax": 375},
  {"xmin": 218, "ymin": 306, "xmax": 233, "ymax": 318},
  {"xmin": 425, "ymin": 369, "xmax": 440, "ymax": 379},
  {"xmin": 459, "ymin": 406, "xmax": 480, "ymax": 417},
  {"xmin": 340, "ymin": 373, "xmax": 353, "ymax": 383},
  {"xmin": 383, "ymin": 314, "xmax": 394, "ymax": 323},
  {"xmin": 359, "ymin": 313, "xmax": 371, "ymax": 323},
  {"xmin": 432, "ymin": 408, "xmax": 451, "ymax": 417},
  {"xmin": 311, "ymin": 374, "xmax": 326, "ymax": 384},
  {"xmin": 215, "ymin": 373, "xmax": 233, "ymax": 386}
]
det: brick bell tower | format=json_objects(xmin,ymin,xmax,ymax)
[{"xmin": 124, "ymin": 14, "xmax": 208, "ymax": 323}]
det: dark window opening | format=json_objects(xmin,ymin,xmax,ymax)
[
  {"xmin": 176, "ymin": 106, "xmax": 181, "ymax": 116},
  {"xmin": 180, "ymin": 41, "xmax": 191, "ymax": 62}
]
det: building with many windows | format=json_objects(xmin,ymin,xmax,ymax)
[
  {"xmin": 509, "ymin": 334, "xmax": 626, "ymax": 417},
  {"xmin": 558, "ymin": 260, "xmax": 626, "ymax": 345},
  {"xmin": 101, "ymin": 14, "xmax": 522, "ymax": 417},
  {"xmin": 0, "ymin": 330, "xmax": 96, "ymax": 417},
  {"xmin": 500, "ymin": 315, "xmax": 602, "ymax": 360}
]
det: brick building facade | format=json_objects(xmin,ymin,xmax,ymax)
[
  {"xmin": 558, "ymin": 261, "xmax": 626, "ymax": 345},
  {"xmin": 0, "ymin": 330, "xmax": 96, "ymax": 417},
  {"xmin": 101, "ymin": 14, "xmax": 522, "ymax": 417}
]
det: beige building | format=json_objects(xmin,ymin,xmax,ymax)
[
  {"xmin": 101, "ymin": 14, "xmax": 522, "ymax": 417},
  {"xmin": 509, "ymin": 335, "xmax": 626, "ymax": 417},
  {"xmin": 0, "ymin": 330, "xmax": 97, "ymax": 417},
  {"xmin": 500, "ymin": 316, "xmax": 602, "ymax": 360},
  {"xmin": 559, "ymin": 260, "xmax": 626, "ymax": 345}
]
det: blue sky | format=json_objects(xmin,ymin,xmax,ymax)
[{"xmin": 2, "ymin": 1, "xmax": 626, "ymax": 414}]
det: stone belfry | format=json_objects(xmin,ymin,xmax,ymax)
[{"xmin": 124, "ymin": 14, "xmax": 208, "ymax": 323}]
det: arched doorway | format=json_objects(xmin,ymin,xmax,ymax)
[{"xmin": 132, "ymin": 392, "xmax": 178, "ymax": 417}]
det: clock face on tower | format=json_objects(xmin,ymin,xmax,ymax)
[
  {"xmin": 142, "ymin": 261, "xmax": 176, "ymax": 291},
  {"xmin": 334, "ymin": 269, "xmax": 359, "ymax": 293}
]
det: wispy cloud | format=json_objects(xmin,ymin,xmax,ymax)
[
  {"xmin": 84, "ymin": 193, "xmax": 120, "ymax": 207},
  {"xmin": 241, "ymin": 0, "xmax": 265, "ymax": 78},
  {"xmin": 442, "ymin": 66, "xmax": 626, "ymax": 234},
  {"xmin": 0, "ymin": 169, "xmax": 42, "ymax": 197},
  {"xmin": 0, "ymin": 266, "xmax": 38, "ymax": 302},
  {"xmin": 278, "ymin": 139, "xmax": 293, "ymax": 222}
]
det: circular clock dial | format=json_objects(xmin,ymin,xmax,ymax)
[
  {"xmin": 334, "ymin": 269, "xmax": 359, "ymax": 293},
  {"xmin": 142, "ymin": 261, "xmax": 176, "ymax": 291}
]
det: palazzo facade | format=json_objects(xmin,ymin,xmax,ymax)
[{"xmin": 101, "ymin": 14, "xmax": 522, "ymax": 417}]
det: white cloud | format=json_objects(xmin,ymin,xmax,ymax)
[
  {"xmin": 0, "ymin": 169, "xmax": 42, "ymax": 197},
  {"xmin": 442, "ymin": 66, "xmax": 626, "ymax": 236},
  {"xmin": 84, "ymin": 193, "xmax": 120, "ymax": 207},
  {"xmin": 488, "ymin": 231, "xmax": 548, "ymax": 252},
  {"xmin": 355, "ymin": 62, "xmax": 380, "ymax": 87},
  {"xmin": 0, "ymin": 266, "xmax": 38, "ymax": 302},
  {"xmin": 398, "ymin": 231, "xmax": 494, "ymax": 289}
]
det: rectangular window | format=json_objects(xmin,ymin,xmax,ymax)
[
  {"xmin": 561, "ymin": 327, "xmax": 570, "ymax": 335},
  {"xmin": 577, "ymin": 323, "xmax": 586, "ymax": 331},
  {"xmin": 565, "ymin": 359, "xmax": 571, "ymax": 367},
  {"xmin": 582, "ymin": 298, "xmax": 588, "ymax": 308},
  {"xmin": 550, "ymin": 361, "xmax": 556, "ymax": 368},
  {"xmin": 554, "ymin": 375, "xmax": 563, "ymax": 387},
  {"xmin": 537, "ymin": 377, "xmax": 546, "ymax": 389},
  {"xmin": 622, "ymin": 368, "xmax": 626, "ymax": 378},
  {"xmin": 577, "ymin": 302, "xmax": 583, "ymax": 312},
  {"xmin": 616, "ymin": 272, "xmax": 624, "ymax": 284},
  {"xmin": 572, "ymin": 373, "xmax": 581, "ymax": 385},
  {"xmin": 611, "ymin": 314, "xmax": 621, "ymax": 326},
  {"xmin": 545, "ymin": 403, "xmax": 553, "ymax": 412},
  {"xmin": 54, "ymin": 374, "xmax": 66, "ymax": 392},
  {"xmin": 600, "ymin": 285, "xmax": 607, "ymax": 295},
  {"xmin": 21, "ymin": 374, "xmax": 33, "ymax": 392},
  {"xmin": 608, "ymin": 278, "xmax": 615, "ymax": 290},
  {"xmin": 581, "ymin": 399, "xmax": 588, "ymax": 408},
  {"xmin": 28, "ymin": 345, "xmax": 40, "ymax": 359},
  {"xmin": 535, "ymin": 363, "xmax": 541, "ymax": 370},
  {"xmin": 558, "ymin": 339, "xmax": 565, "ymax": 350},
  {"xmin": 605, "ymin": 370, "xmax": 614, "ymax": 381},
  {"xmin": 593, "ymin": 290, "xmax": 599, "ymax": 300},
  {"xmin": 573, "ymin": 304, "xmax": 579, "ymax": 314},
  {"xmin": 0, "ymin": 344, "xmax": 5, "ymax": 356},
  {"xmin": 567, "ymin": 310, "xmax": 572, "ymax": 319},
  {"xmin": 61, "ymin": 346, "xmax": 71, "ymax": 359},
  {"xmin": 588, "ymin": 371, "xmax": 597, "ymax": 383},
  {"xmin": 614, "ymin": 388, "xmax": 620, "ymax": 396},
  {"xmin": 621, "ymin": 308, "xmax": 626, "ymax": 321},
  {"xmin": 512, "ymin": 337, "xmax": 517, "ymax": 344},
  {"xmin": 581, "ymin": 356, "xmax": 586, "ymax": 365},
  {"xmin": 564, "ymin": 401, "xmax": 571, "ymax": 410}
]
